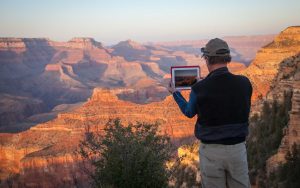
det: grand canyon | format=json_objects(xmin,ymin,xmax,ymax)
[{"xmin": 0, "ymin": 26, "xmax": 300, "ymax": 187}]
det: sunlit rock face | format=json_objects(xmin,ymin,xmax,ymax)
[
  {"xmin": 265, "ymin": 54, "xmax": 300, "ymax": 174},
  {"xmin": 0, "ymin": 88, "xmax": 196, "ymax": 186},
  {"xmin": 240, "ymin": 26, "xmax": 300, "ymax": 101}
]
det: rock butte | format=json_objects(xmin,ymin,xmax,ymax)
[{"xmin": 240, "ymin": 26, "xmax": 300, "ymax": 101}]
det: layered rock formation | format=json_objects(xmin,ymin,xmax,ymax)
[
  {"xmin": 0, "ymin": 88, "xmax": 196, "ymax": 186},
  {"xmin": 112, "ymin": 39, "xmax": 151, "ymax": 61},
  {"xmin": 240, "ymin": 26, "xmax": 300, "ymax": 101},
  {"xmin": 0, "ymin": 36, "xmax": 249, "ymax": 132},
  {"xmin": 0, "ymin": 38, "xmax": 162, "ymax": 131},
  {"xmin": 265, "ymin": 54, "xmax": 300, "ymax": 173},
  {"xmin": 64, "ymin": 37, "xmax": 104, "ymax": 49}
]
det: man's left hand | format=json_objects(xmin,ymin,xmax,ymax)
[{"xmin": 168, "ymin": 81, "xmax": 178, "ymax": 94}]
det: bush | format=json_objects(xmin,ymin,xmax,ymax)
[{"xmin": 78, "ymin": 119, "xmax": 172, "ymax": 188}]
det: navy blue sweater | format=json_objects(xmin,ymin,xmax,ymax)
[{"xmin": 173, "ymin": 67, "xmax": 252, "ymax": 145}]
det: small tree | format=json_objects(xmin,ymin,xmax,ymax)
[{"xmin": 78, "ymin": 118, "xmax": 172, "ymax": 188}]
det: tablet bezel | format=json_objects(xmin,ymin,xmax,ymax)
[{"xmin": 170, "ymin": 66, "xmax": 200, "ymax": 90}]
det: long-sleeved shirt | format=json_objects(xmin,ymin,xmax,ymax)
[{"xmin": 172, "ymin": 90, "xmax": 197, "ymax": 118}]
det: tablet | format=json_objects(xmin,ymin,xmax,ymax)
[{"xmin": 171, "ymin": 66, "xmax": 200, "ymax": 90}]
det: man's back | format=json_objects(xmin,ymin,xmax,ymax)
[
  {"xmin": 193, "ymin": 67, "xmax": 252, "ymax": 126},
  {"xmin": 191, "ymin": 67, "xmax": 252, "ymax": 144}
]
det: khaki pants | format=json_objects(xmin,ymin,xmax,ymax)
[{"xmin": 199, "ymin": 142, "xmax": 250, "ymax": 188}]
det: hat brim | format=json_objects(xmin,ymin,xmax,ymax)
[
  {"xmin": 201, "ymin": 47, "xmax": 230, "ymax": 57},
  {"xmin": 201, "ymin": 47, "xmax": 209, "ymax": 55}
]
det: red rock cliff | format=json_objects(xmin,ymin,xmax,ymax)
[
  {"xmin": 240, "ymin": 26, "xmax": 300, "ymax": 101},
  {"xmin": 0, "ymin": 88, "xmax": 195, "ymax": 186},
  {"xmin": 265, "ymin": 54, "xmax": 300, "ymax": 173}
]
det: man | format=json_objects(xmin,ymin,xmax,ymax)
[{"xmin": 168, "ymin": 38, "xmax": 252, "ymax": 188}]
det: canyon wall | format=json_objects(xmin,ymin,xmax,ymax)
[
  {"xmin": 0, "ymin": 36, "xmax": 248, "ymax": 132},
  {"xmin": 0, "ymin": 88, "xmax": 195, "ymax": 187},
  {"xmin": 265, "ymin": 54, "xmax": 300, "ymax": 173},
  {"xmin": 240, "ymin": 26, "xmax": 300, "ymax": 101}
]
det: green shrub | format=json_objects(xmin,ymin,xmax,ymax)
[{"xmin": 78, "ymin": 119, "xmax": 172, "ymax": 188}]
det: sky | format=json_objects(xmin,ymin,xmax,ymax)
[{"xmin": 0, "ymin": 0, "xmax": 299, "ymax": 44}]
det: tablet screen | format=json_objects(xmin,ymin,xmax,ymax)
[{"xmin": 171, "ymin": 66, "xmax": 200, "ymax": 90}]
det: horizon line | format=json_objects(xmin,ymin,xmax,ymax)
[{"xmin": 0, "ymin": 33, "xmax": 278, "ymax": 46}]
